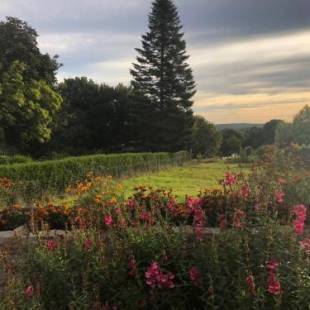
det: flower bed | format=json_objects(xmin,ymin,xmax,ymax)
[{"xmin": 0, "ymin": 146, "xmax": 309, "ymax": 309}]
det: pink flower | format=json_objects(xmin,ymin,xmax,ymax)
[
  {"xmin": 46, "ymin": 239, "xmax": 58, "ymax": 251},
  {"xmin": 300, "ymin": 238, "xmax": 310, "ymax": 255},
  {"xmin": 224, "ymin": 172, "xmax": 237, "ymax": 186},
  {"xmin": 274, "ymin": 190, "xmax": 285, "ymax": 204},
  {"xmin": 189, "ymin": 266, "xmax": 202, "ymax": 288},
  {"xmin": 186, "ymin": 197, "xmax": 202, "ymax": 210},
  {"xmin": 139, "ymin": 211, "xmax": 153, "ymax": 224},
  {"xmin": 292, "ymin": 205, "xmax": 307, "ymax": 235},
  {"xmin": 127, "ymin": 199, "xmax": 136, "ymax": 210},
  {"xmin": 233, "ymin": 209, "xmax": 246, "ymax": 229},
  {"xmin": 24, "ymin": 285, "xmax": 34, "ymax": 298},
  {"xmin": 193, "ymin": 208, "xmax": 205, "ymax": 224},
  {"xmin": 157, "ymin": 272, "xmax": 175, "ymax": 289},
  {"xmin": 292, "ymin": 205, "xmax": 307, "ymax": 222},
  {"xmin": 240, "ymin": 184, "xmax": 250, "ymax": 199},
  {"xmin": 145, "ymin": 262, "xmax": 161, "ymax": 288},
  {"xmin": 246, "ymin": 274, "xmax": 256, "ymax": 295},
  {"xmin": 267, "ymin": 259, "xmax": 279, "ymax": 272},
  {"xmin": 267, "ymin": 272, "xmax": 282, "ymax": 295},
  {"xmin": 167, "ymin": 199, "xmax": 178, "ymax": 215},
  {"xmin": 145, "ymin": 262, "xmax": 175, "ymax": 289},
  {"xmin": 294, "ymin": 221, "xmax": 305, "ymax": 235},
  {"xmin": 83, "ymin": 239, "xmax": 93, "ymax": 250},
  {"xmin": 104, "ymin": 215, "xmax": 113, "ymax": 226}
]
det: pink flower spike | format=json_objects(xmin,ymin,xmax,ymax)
[
  {"xmin": 145, "ymin": 261, "xmax": 175, "ymax": 289},
  {"xmin": 267, "ymin": 273, "xmax": 282, "ymax": 295},
  {"xmin": 241, "ymin": 184, "xmax": 250, "ymax": 199},
  {"xmin": 246, "ymin": 274, "xmax": 256, "ymax": 295},
  {"xmin": 46, "ymin": 239, "xmax": 58, "ymax": 251},
  {"xmin": 189, "ymin": 266, "xmax": 202, "ymax": 288},
  {"xmin": 24, "ymin": 285, "xmax": 34, "ymax": 298},
  {"xmin": 104, "ymin": 215, "xmax": 113, "ymax": 227},
  {"xmin": 224, "ymin": 172, "xmax": 237, "ymax": 186},
  {"xmin": 294, "ymin": 220, "xmax": 305, "ymax": 235},
  {"xmin": 83, "ymin": 239, "xmax": 93, "ymax": 250},
  {"xmin": 292, "ymin": 205, "xmax": 307, "ymax": 222},
  {"xmin": 267, "ymin": 259, "xmax": 279, "ymax": 272}
]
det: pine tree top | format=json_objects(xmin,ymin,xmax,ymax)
[{"xmin": 131, "ymin": 0, "xmax": 196, "ymax": 109}]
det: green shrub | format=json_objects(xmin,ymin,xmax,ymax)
[
  {"xmin": 0, "ymin": 151, "xmax": 189, "ymax": 194},
  {"xmin": 0, "ymin": 155, "xmax": 33, "ymax": 165}
]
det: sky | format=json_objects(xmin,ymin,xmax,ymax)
[{"xmin": 1, "ymin": 0, "xmax": 310, "ymax": 124}]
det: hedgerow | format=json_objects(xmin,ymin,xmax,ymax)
[{"xmin": 0, "ymin": 151, "xmax": 189, "ymax": 194}]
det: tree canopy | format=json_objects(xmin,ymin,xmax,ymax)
[
  {"xmin": 131, "ymin": 0, "xmax": 196, "ymax": 151},
  {"xmin": 191, "ymin": 116, "xmax": 222, "ymax": 157},
  {"xmin": 0, "ymin": 17, "xmax": 62, "ymax": 154}
]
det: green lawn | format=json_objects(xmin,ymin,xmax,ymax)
[{"xmin": 122, "ymin": 160, "xmax": 247, "ymax": 200}]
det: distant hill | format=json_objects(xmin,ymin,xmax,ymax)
[{"xmin": 216, "ymin": 123, "xmax": 263, "ymax": 131}]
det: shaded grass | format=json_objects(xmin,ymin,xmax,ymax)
[{"xmin": 122, "ymin": 160, "xmax": 248, "ymax": 200}]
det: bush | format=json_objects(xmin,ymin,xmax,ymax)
[
  {"xmin": 0, "ymin": 155, "xmax": 33, "ymax": 165},
  {"xmin": 0, "ymin": 151, "xmax": 190, "ymax": 195},
  {"xmin": 0, "ymin": 148, "xmax": 309, "ymax": 309}
]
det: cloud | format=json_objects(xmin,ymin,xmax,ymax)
[{"xmin": 1, "ymin": 0, "xmax": 310, "ymax": 123}]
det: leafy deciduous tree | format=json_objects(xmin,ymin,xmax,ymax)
[{"xmin": 191, "ymin": 116, "xmax": 222, "ymax": 157}]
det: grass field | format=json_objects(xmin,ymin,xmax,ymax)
[{"xmin": 122, "ymin": 159, "xmax": 247, "ymax": 200}]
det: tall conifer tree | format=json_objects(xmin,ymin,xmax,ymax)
[{"xmin": 130, "ymin": 0, "xmax": 196, "ymax": 151}]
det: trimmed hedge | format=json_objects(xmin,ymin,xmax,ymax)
[
  {"xmin": 0, "ymin": 155, "xmax": 33, "ymax": 165},
  {"xmin": 0, "ymin": 151, "xmax": 189, "ymax": 193}
]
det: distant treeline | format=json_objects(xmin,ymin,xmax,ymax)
[{"xmin": 0, "ymin": 10, "xmax": 309, "ymax": 160}]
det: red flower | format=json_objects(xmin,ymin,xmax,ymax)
[
  {"xmin": 233, "ymin": 209, "xmax": 246, "ymax": 229},
  {"xmin": 292, "ymin": 205, "xmax": 307, "ymax": 235},
  {"xmin": 127, "ymin": 199, "xmax": 136, "ymax": 210},
  {"xmin": 292, "ymin": 205, "xmax": 307, "ymax": 222},
  {"xmin": 246, "ymin": 274, "xmax": 256, "ymax": 295},
  {"xmin": 167, "ymin": 199, "xmax": 178, "ymax": 215},
  {"xmin": 145, "ymin": 262, "xmax": 161, "ymax": 288},
  {"xmin": 104, "ymin": 215, "xmax": 113, "ymax": 226},
  {"xmin": 83, "ymin": 239, "xmax": 93, "ymax": 250},
  {"xmin": 186, "ymin": 197, "xmax": 203, "ymax": 210},
  {"xmin": 267, "ymin": 259, "xmax": 279, "ymax": 272},
  {"xmin": 145, "ymin": 262, "xmax": 175, "ymax": 289},
  {"xmin": 46, "ymin": 239, "xmax": 58, "ymax": 251},
  {"xmin": 24, "ymin": 285, "xmax": 34, "ymax": 298},
  {"xmin": 189, "ymin": 266, "xmax": 202, "ymax": 288},
  {"xmin": 240, "ymin": 184, "xmax": 250, "ymax": 199},
  {"xmin": 294, "ymin": 221, "xmax": 305, "ymax": 235},
  {"xmin": 267, "ymin": 272, "xmax": 282, "ymax": 295},
  {"xmin": 224, "ymin": 172, "xmax": 237, "ymax": 186},
  {"xmin": 139, "ymin": 211, "xmax": 153, "ymax": 224}
]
